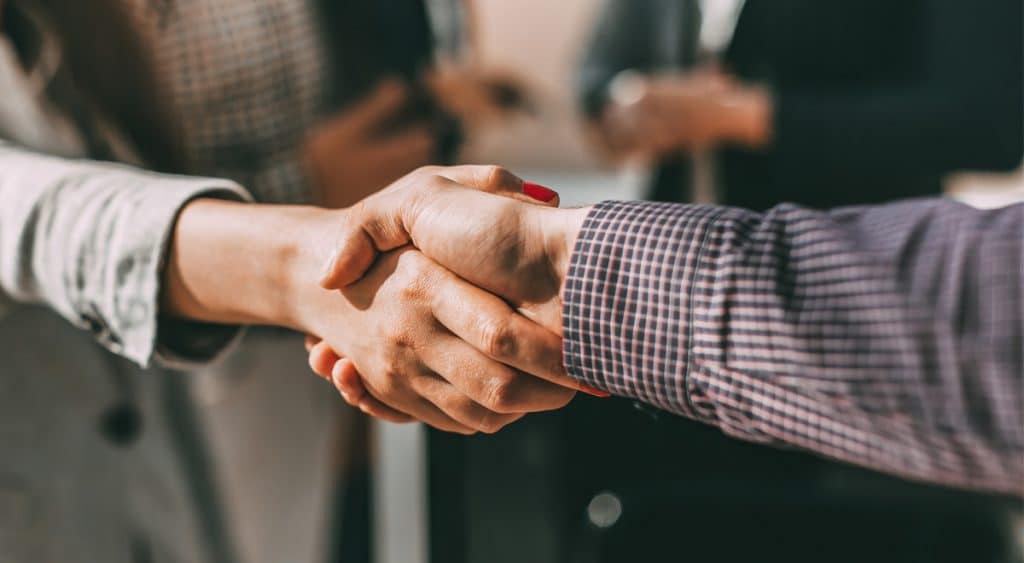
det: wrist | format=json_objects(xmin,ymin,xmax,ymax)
[
  {"xmin": 272, "ymin": 206, "xmax": 348, "ymax": 333},
  {"xmin": 162, "ymin": 199, "xmax": 339, "ymax": 331},
  {"xmin": 538, "ymin": 206, "xmax": 590, "ymax": 292}
]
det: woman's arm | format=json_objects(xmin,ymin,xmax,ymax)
[
  {"xmin": 0, "ymin": 142, "xmax": 250, "ymax": 365},
  {"xmin": 0, "ymin": 146, "xmax": 578, "ymax": 433}
]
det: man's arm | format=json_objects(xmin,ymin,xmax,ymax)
[
  {"xmin": 322, "ymin": 172, "xmax": 1022, "ymax": 495},
  {"xmin": 563, "ymin": 199, "xmax": 1023, "ymax": 496}
]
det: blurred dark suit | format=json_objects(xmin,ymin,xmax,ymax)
[{"xmin": 579, "ymin": 0, "xmax": 1023, "ymax": 209}]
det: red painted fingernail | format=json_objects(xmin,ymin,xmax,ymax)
[
  {"xmin": 523, "ymin": 182, "xmax": 558, "ymax": 202},
  {"xmin": 579, "ymin": 384, "xmax": 611, "ymax": 398}
]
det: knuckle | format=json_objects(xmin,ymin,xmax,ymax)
[
  {"xmin": 445, "ymin": 395, "xmax": 505, "ymax": 434},
  {"xmin": 415, "ymin": 165, "xmax": 443, "ymax": 178},
  {"xmin": 393, "ymin": 256, "xmax": 433, "ymax": 300},
  {"xmin": 476, "ymin": 412, "xmax": 508, "ymax": 435},
  {"xmin": 479, "ymin": 316, "xmax": 517, "ymax": 359},
  {"xmin": 481, "ymin": 376, "xmax": 522, "ymax": 414},
  {"xmin": 483, "ymin": 165, "xmax": 516, "ymax": 190},
  {"xmin": 397, "ymin": 276, "xmax": 427, "ymax": 302},
  {"xmin": 374, "ymin": 360, "xmax": 409, "ymax": 396},
  {"xmin": 401, "ymin": 251, "xmax": 433, "ymax": 280}
]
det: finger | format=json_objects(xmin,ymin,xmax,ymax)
[
  {"xmin": 308, "ymin": 340, "xmax": 341, "ymax": 381},
  {"xmin": 332, "ymin": 358, "xmax": 367, "ymax": 405},
  {"xmin": 354, "ymin": 362, "xmax": 479, "ymax": 435},
  {"xmin": 332, "ymin": 359, "xmax": 415, "ymax": 423},
  {"xmin": 319, "ymin": 165, "xmax": 556, "ymax": 290},
  {"xmin": 304, "ymin": 335, "xmax": 320, "ymax": 352},
  {"xmin": 318, "ymin": 214, "xmax": 382, "ymax": 290},
  {"xmin": 318, "ymin": 168, "xmax": 456, "ymax": 290},
  {"xmin": 428, "ymin": 169, "xmax": 560, "ymax": 212},
  {"xmin": 430, "ymin": 268, "xmax": 580, "ymax": 392},
  {"xmin": 407, "ymin": 372, "xmax": 525, "ymax": 434},
  {"xmin": 421, "ymin": 332, "xmax": 576, "ymax": 414},
  {"xmin": 356, "ymin": 394, "xmax": 417, "ymax": 424},
  {"xmin": 431, "ymin": 165, "xmax": 561, "ymax": 207}
]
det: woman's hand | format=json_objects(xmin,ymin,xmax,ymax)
[
  {"xmin": 319, "ymin": 165, "xmax": 588, "ymax": 333},
  {"xmin": 160, "ymin": 168, "xmax": 584, "ymax": 435},
  {"xmin": 311, "ymin": 165, "xmax": 602, "ymax": 422},
  {"xmin": 296, "ymin": 246, "xmax": 577, "ymax": 434}
]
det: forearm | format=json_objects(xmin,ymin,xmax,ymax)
[
  {"xmin": 161, "ymin": 198, "xmax": 336, "ymax": 331},
  {"xmin": 559, "ymin": 199, "xmax": 1024, "ymax": 495}
]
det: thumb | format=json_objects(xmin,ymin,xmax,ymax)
[
  {"xmin": 317, "ymin": 193, "xmax": 420, "ymax": 290},
  {"xmin": 318, "ymin": 166, "xmax": 563, "ymax": 290}
]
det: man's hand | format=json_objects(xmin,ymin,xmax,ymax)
[
  {"xmin": 303, "ymin": 81, "xmax": 437, "ymax": 209},
  {"xmin": 319, "ymin": 165, "xmax": 589, "ymax": 334},
  {"xmin": 161, "ymin": 177, "xmax": 584, "ymax": 435},
  {"xmin": 308, "ymin": 166, "xmax": 601, "ymax": 421},
  {"xmin": 295, "ymin": 246, "xmax": 578, "ymax": 434}
]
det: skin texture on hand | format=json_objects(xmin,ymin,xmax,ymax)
[
  {"xmin": 294, "ymin": 245, "xmax": 576, "ymax": 434},
  {"xmin": 161, "ymin": 169, "xmax": 585, "ymax": 434},
  {"xmin": 320, "ymin": 165, "xmax": 589, "ymax": 332},
  {"xmin": 310, "ymin": 165, "xmax": 594, "ymax": 422}
]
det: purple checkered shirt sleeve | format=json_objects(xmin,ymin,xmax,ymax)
[{"xmin": 562, "ymin": 199, "xmax": 1023, "ymax": 496}]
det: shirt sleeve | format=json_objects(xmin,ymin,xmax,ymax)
[
  {"xmin": 563, "ymin": 199, "xmax": 1023, "ymax": 496},
  {"xmin": 0, "ymin": 142, "xmax": 254, "ymax": 368}
]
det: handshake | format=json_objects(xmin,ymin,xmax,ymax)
[
  {"xmin": 166, "ymin": 165, "xmax": 599, "ymax": 435},
  {"xmin": 304, "ymin": 166, "xmax": 598, "ymax": 434}
]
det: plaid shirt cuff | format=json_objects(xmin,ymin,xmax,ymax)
[{"xmin": 562, "ymin": 200, "xmax": 733, "ymax": 418}]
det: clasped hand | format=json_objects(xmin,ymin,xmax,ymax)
[{"xmin": 301, "ymin": 165, "xmax": 594, "ymax": 434}]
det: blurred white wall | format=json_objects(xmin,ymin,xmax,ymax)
[{"xmin": 461, "ymin": 0, "xmax": 605, "ymax": 171}]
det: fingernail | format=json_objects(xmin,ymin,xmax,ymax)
[
  {"xmin": 579, "ymin": 384, "xmax": 611, "ymax": 398},
  {"xmin": 523, "ymin": 182, "xmax": 558, "ymax": 202}
]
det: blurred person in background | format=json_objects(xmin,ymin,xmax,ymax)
[
  {"xmin": 0, "ymin": 1, "xmax": 544, "ymax": 562},
  {"xmin": 578, "ymin": 0, "xmax": 1022, "ymax": 209},
  {"xmin": 561, "ymin": 0, "xmax": 1024, "ymax": 560}
]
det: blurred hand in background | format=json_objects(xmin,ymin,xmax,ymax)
[
  {"xmin": 425, "ymin": 61, "xmax": 537, "ymax": 126},
  {"xmin": 304, "ymin": 81, "xmax": 438, "ymax": 209},
  {"xmin": 593, "ymin": 66, "xmax": 772, "ymax": 159}
]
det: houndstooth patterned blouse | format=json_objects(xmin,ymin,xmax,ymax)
[{"xmin": 127, "ymin": 0, "xmax": 330, "ymax": 204}]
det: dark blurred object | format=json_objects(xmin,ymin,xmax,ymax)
[
  {"xmin": 578, "ymin": 0, "xmax": 1023, "ymax": 209},
  {"xmin": 330, "ymin": 413, "xmax": 374, "ymax": 563},
  {"xmin": 569, "ymin": 484, "xmax": 1016, "ymax": 563},
  {"xmin": 317, "ymin": 0, "xmax": 463, "ymax": 162},
  {"xmin": 429, "ymin": 397, "xmax": 1023, "ymax": 563}
]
